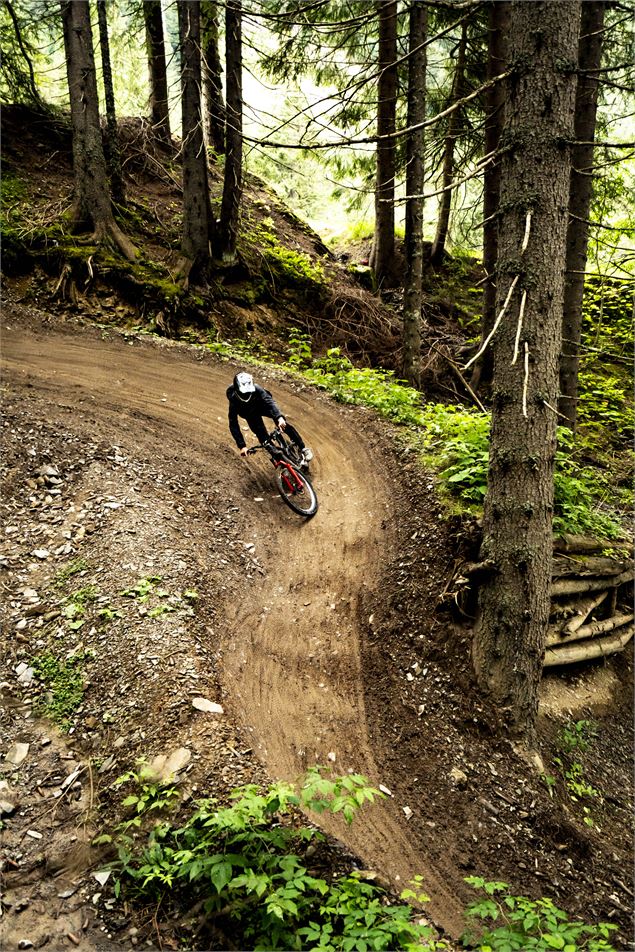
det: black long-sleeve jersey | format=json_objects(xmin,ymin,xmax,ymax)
[{"xmin": 226, "ymin": 383, "xmax": 282, "ymax": 449}]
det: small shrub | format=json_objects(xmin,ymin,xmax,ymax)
[
  {"xmin": 560, "ymin": 720, "xmax": 596, "ymax": 755},
  {"xmin": 462, "ymin": 877, "xmax": 618, "ymax": 951},
  {"xmin": 105, "ymin": 768, "xmax": 444, "ymax": 950}
]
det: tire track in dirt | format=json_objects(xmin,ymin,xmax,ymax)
[{"xmin": 1, "ymin": 317, "xmax": 465, "ymax": 938}]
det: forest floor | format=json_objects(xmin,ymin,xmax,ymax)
[
  {"xmin": 1, "ymin": 105, "xmax": 633, "ymax": 951},
  {"xmin": 1, "ymin": 296, "xmax": 633, "ymax": 952}
]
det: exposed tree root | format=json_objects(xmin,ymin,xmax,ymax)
[{"xmin": 91, "ymin": 218, "xmax": 137, "ymax": 262}]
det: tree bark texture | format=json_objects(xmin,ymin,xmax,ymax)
[
  {"xmin": 201, "ymin": 0, "xmax": 226, "ymax": 155},
  {"xmin": 472, "ymin": 0, "xmax": 580, "ymax": 744},
  {"xmin": 143, "ymin": 0, "xmax": 171, "ymax": 145},
  {"xmin": 96, "ymin": 0, "xmax": 125, "ymax": 206},
  {"xmin": 473, "ymin": 1, "xmax": 510, "ymax": 390},
  {"xmin": 369, "ymin": 0, "xmax": 397, "ymax": 288},
  {"xmin": 559, "ymin": 1, "xmax": 605, "ymax": 430},
  {"xmin": 60, "ymin": 0, "xmax": 135, "ymax": 260},
  {"xmin": 219, "ymin": 0, "xmax": 243, "ymax": 264},
  {"xmin": 177, "ymin": 0, "xmax": 213, "ymax": 278},
  {"xmin": 402, "ymin": 0, "xmax": 427, "ymax": 387},
  {"xmin": 430, "ymin": 21, "xmax": 467, "ymax": 267}
]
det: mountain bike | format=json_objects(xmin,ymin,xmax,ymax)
[{"xmin": 246, "ymin": 427, "xmax": 318, "ymax": 519}]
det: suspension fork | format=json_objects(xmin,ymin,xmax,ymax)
[{"xmin": 275, "ymin": 460, "xmax": 303, "ymax": 493}]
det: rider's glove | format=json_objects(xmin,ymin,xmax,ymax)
[
  {"xmin": 240, "ymin": 446, "xmax": 249, "ymax": 457},
  {"xmin": 277, "ymin": 416, "xmax": 286, "ymax": 431}
]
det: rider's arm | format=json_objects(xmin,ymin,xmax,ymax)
[
  {"xmin": 228, "ymin": 402, "xmax": 246, "ymax": 449},
  {"xmin": 256, "ymin": 386, "xmax": 284, "ymax": 424}
]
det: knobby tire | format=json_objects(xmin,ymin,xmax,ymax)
[{"xmin": 275, "ymin": 463, "xmax": 318, "ymax": 518}]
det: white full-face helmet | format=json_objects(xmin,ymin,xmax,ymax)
[{"xmin": 234, "ymin": 372, "xmax": 255, "ymax": 402}]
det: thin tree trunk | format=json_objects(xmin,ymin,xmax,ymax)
[
  {"xmin": 472, "ymin": 1, "xmax": 510, "ymax": 391},
  {"xmin": 430, "ymin": 21, "xmax": 467, "ymax": 267},
  {"xmin": 472, "ymin": 0, "xmax": 580, "ymax": 746},
  {"xmin": 369, "ymin": 0, "xmax": 398, "ymax": 289},
  {"xmin": 5, "ymin": 0, "xmax": 42, "ymax": 105},
  {"xmin": 218, "ymin": 0, "xmax": 242, "ymax": 264},
  {"xmin": 143, "ymin": 0, "xmax": 171, "ymax": 145},
  {"xmin": 201, "ymin": 0, "xmax": 225, "ymax": 156},
  {"xmin": 96, "ymin": 0, "xmax": 125, "ymax": 206},
  {"xmin": 177, "ymin": 0, "xmax": 213, "ymax": 281},
  {"xmin": 402, "ymin": 0, "xmax": 427, "ymax": 387},
  {"xmin": 60, "ymin": 0, "xmax": 135, "ymax": 260},
  {"xmin": 559, "ymin": 1, "xmax": 605, "ymax": 430}
]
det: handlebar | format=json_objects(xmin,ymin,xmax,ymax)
[{"xmin": 245, "ymin": 427, "xmax": 285, "ymax": 457}]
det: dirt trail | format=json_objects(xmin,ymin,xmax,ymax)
[{"xmin": 2, "ymin": 317, "xmax": 465, "ymax": 937}]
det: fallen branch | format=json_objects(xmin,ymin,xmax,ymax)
[
  {"xmin": 551, "ymin": 568, "xmax": 634, "ymax": 597},
  {"xmin": 553, "ymin": 534, "xmax": 612, "ymax": 554},
  {"xmin": 547, "ymin": 612, "xmax": 633, "ymax": 648},
  {"xmin": 432, "ymin": 345, "xmax": 486, "ymax": 412},
  {"xmin": 552, "ymin": 555, "xmax": 633, "ymax": 578},
  {"xmin": 575, "ymin": 612, "xmax": 634, "ymax": 640},
  {"xmin": 464, "ymin": 274, "xmax": 519, "ymax": 371},
  {"xmin": 544, "ymin": 623, "xmax": 634, "ymax": 667},
  {"xmin": 561, "ymin": 591, "xmax": 608, "ymax": 634}
]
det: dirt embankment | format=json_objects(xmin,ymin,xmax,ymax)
[{"xmin": 1, "ymin": 301, "xmax": 633, "ymax": 950}]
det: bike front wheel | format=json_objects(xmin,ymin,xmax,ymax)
[{"xmin": 275, "ymin": 463, "xmax": 318, "ymax": 518}]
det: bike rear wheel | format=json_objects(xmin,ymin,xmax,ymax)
[{"xmin": 275, "ymin": 463, "xmax": 318, "ymax": 518}]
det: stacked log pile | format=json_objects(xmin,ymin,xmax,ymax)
[
  {"xmin": 546, "ymin": 535, "xmax": 634, "ymax": 667},
  {"xmin": 451, "ymin": 533, "xmax": 633, "ymax": 667}
]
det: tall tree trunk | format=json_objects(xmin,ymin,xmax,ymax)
[
  {"xmin": 218, "ymin": 0, "xmax": 242, "ymax": 264},
  {"xmin": 143, "ymin": 0, "xmax": 171, "ymax": 145},
  {"xmin": 402, "ymin": 0, "xmax": 427, "ymax": 387},
  {"xmin": 177, "ymin": 0, "xmax": 213, "ymax": 281},
  {"xmin": 472, "ymin": 1, "xmax": 510, "ymax": 391},
  {"xmin": 201, "ymin": 0, "xmax": 226, "ymax": 156},
  {"xmin": 472, "ymin": 0, "xmax": 580, "ymax": 746},
  {"xmin": 369, "ymin": 0, "xmax": 398, "ymax": 289},
  {"xmin": 559, "ymin": 1, "xmax": 605, "ymax": 430},
  {"xmin": 430, "ymin": 21, "xmax": 467, "ymax": 267},
  {"xmin": 96, "ymin": 0, "xmax": 125, "ymax": 206},
  {"xmin": 60, "ymin": 0, "xmax": 135, "ymax": 260}
]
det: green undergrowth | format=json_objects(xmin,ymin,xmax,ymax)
[
  {"xmin": 462, "ymin": 878, "xmax": 617, "ymax": 952},
  {"xmin": 543, "ymin": 720, "xmax": 602, "ymax": 830},
  {"xmin": 95, "ymin": 767, "xmax": 616, "ymax": 952},
  {"xmin": 98, "ymin": 766, "xmax": 446, "ymax": 951},
  {"xmin": 284, "ymin": 331, "xmax": 627, "ymax": 541},
  {"xmin": 242, "ymin": 217, "xmax": 327, "ymax": 298},
  {"xmin": 577, "ymin": 276, "xmax": 634, "ymax": 461},
  {"xmin": 31, "ymin": 650, "xmax": 93, "ymax": 730}
]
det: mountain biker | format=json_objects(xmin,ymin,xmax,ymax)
[{"xmin": 227, "ymin": 372, "xmax": 313, "ymax": 463}]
